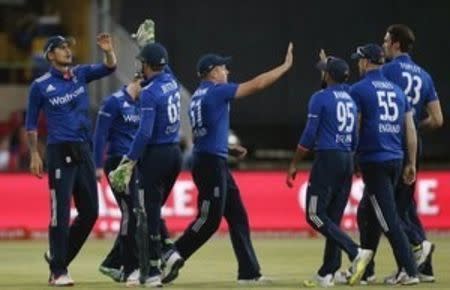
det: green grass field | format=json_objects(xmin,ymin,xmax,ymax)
[{"xmin": 0, "ymin": 235, "xmax": 449, "ymax": 289}]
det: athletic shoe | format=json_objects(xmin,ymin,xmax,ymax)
[
  {"xmin": 360, "ymin": 274, "xmax": 376, "ymax": 285},
  {"xmin": 49, "ymin": 273, "xmax": 74, "ymax": 287},
  {"xmin": 237, "ymin": 275, "xmax": 272, "ymax": 285},
  {"xmin": 99, "ymin": 265, "xmax": 123, "ymax": 282},
  {"xmin": 384, "ymin": 270, "xmax": 404, "ymax": 285},
  {"xmin": 126, "ymin": 269, "xmax": 140, "ymax": 287},
  {"xmin": 161, "ymin": 250, "xmax": 184, "ymax": 284},
  {"xmin": 302, "ymin": 274, "xmax": 334, "ymax": 288},
  {"xmin": 400, "ymin": 274, "xmax": 420, "ymax": 285},
  {"xmin": 144, "ymin": 274, "xmax": 163, "ymax": 288},
  {"xmin": 335, "ymin": 269, "xmax": 375, "ymax": 285},
  {"xmin": 414, "ymin": 240, "xmax": 434, "ymax": 268},
  {"xmin": 348, "ymin": 249, "xmax": 373, "ymax": 286},
  {"xmin": 419, "ymin": 273, "xmax": 435, "ymax": 283},
  {"xmin": 333, "ymin": 270, "xmax": 350, "ymax": 284}
]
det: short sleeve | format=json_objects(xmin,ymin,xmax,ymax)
[
  {"xmin": 212, "ymin": 83, "xmax": 239, "ymax": 103},
  {"xmin": 25, "ymin": 82, "xmax": 43, "ymax": 131},
  {"xmin": 424, "ymin": 73, "xmax": 439, "ymax": 104}
]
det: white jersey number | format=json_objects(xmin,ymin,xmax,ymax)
[
  {"xmin": 377, "ymin": 90, "xmax": 399, "ymax": 122},
  {"xmin": 402, "ymin": 72, "xmax": 422, "ymax": 105},
  {"xmin": 336, "ymin": 101, "xmax": 355, "ymax": 133}
]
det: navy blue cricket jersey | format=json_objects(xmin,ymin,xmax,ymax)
[
  {"xmin": 382, "ymin": 54, "xmax": 439, "ymax": 125},
  {"xmin": 350, "ymin": 69, "xmax": 411, "ymax": 163},
  {"xmin": 299, "ymin": 84, "xmax": 357, "ymax": 152},
  {"xmin": 189, "ymin": 81, "xmax": 238, "ymax": 158},
  {"xmin": 25, "ymin": 64, "xmax": 115, "ymax": 143},
  {"xmin": 93, "ymin": 87, "xmax": 140, "ymax": 168},
  {"xmin": 127, "ymin": 72, "xmax": 181, "ymax": 161}
]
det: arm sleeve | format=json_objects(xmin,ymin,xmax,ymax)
[
  {"xmin": 402, "ymin": 89, "xmax": 412, "ymax": 113},
  {"xmin": 298, "ymin": 94, "xmax": 322, "ymax": 150},
  {"xmin": 126, "ymin": 92, "xmax": 156, "ymax": 160},
  {"xmin": 424, "ymin": 73, "xmax": 439, "ymax": 104},
  {"xmin": 349, "ymin": 85, "xmax": 362, "ymax": 110},
  {"xmin": 77, "ymin": 64, "xmax": 116, "ymax": 83},
  {"xmin": 213, "ymin": 83, "xmax": 239, "ymax": 103},
  {"xmin": 93, "ymin": 97, "xmax": 117, "ymax": 168},
  {"xmin": 25, "ymin": 82, "xmax": 43, "ymax": 131}
]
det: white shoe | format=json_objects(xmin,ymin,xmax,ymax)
[
  {"xmin": 161, "ymin": 250, "xmax": 184, "ymax": 284},
  {"xmin": 384, "ymin": 270, "xmax": 418, "ymax": 285},
  {"xmin": 316, "ymin": 274, "xmax": 334, "ymax": 287},
  {"xmin": 302, "ymin": 274, "xmax": 334, "ymax": 288},
  {"xmin": 419, "ymin": 273, "xmax": 435, "ymax": 283},
  {"xmin": 126, "ymin": 269, "xmax": 140, "ymax": 287},
  {"xmin": 49, "ymin": 273, "xmax": 75, "ymax": 287},
  {"xmin": 333, "ymin": 270, "xmax": 350, "ymax": 284},
  {"xmin": 145, "ymin": 274, "xmax": 163, "ymax": 288},
  {"xmin": 384, "ymin": 270, "xmax": 404, "ymax": 285},
  {"xmin": 414, "ymin": 240, "xmax": 434, "ymax": 267},
  {"xmin": 237, "ymin": 275, "xmax": 272, "ymax": 285},
  {"xmin": 360, "ymin": 274, "xmax": 376, "ymax": 285},
  {"xmin": 400, "ymin": 274, "xmax": 420, "ymax": 285},
  {"xmin": 349, "ymin": 249, "xmax": 373, "ymax": 286}
]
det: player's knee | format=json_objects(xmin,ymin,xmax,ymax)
[
  {"xmin": 306, "ymin": 211, "xmax": 325, "ymax": 230},
  {"xmin": 194, "ymin": 214, "xmax": 221, "ymax": 236}
]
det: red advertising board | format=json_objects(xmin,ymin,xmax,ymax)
[{"xmin": 0, "ymin": 171, "xmax": 449, "ymax": 238}]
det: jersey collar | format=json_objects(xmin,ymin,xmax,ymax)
[
  {"xmin": 393, "ymin": 53, "xmax": 411, "ymax": 62},
  {"xmin": 49, "ymin": 66, "xmax": 74, "ymax": 80},
  {"xmin": 365, "ymin": 68, "xmax": 382, "ymax": 79},
  {"xmin": 141, "ymin": 71, "xmax": 166, "ymax": 87}
]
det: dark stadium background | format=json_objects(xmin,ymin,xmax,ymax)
[{"xmin": 117, "ymin": 0, "xmax": 450, "ymax": 163}]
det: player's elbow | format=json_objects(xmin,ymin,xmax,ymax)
[{"xmin": 432, "ymin": 115, "xmax": 444, "ymax": 128}]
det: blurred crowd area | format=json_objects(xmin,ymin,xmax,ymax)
[
  {"xmin": 0, "ymin": 1, "xmax": 63, "ymax": 171},
  {"xmin": 0, "ymin": 0, "xmax": 93, "ymax": 172}
]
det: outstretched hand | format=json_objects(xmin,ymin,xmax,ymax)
[
  {"xmin": 283, "ymin": 42, "xmax": 294, "ymax": 69},
  {"xmin": 319, "ymin": 49, "xmax": 327, "ymax": 62},
  {"xmin": 96, "ymin": 33, "xmax": 114, "ymax": 53}
]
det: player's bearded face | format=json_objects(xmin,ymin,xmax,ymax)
[{"xmin": 383, "ymin": 33, "xmax": 394, "ymax": 59}]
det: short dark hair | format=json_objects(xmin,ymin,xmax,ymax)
[{"xmin": 387, "ymin": 24, "xmax": 415, "ymax": 52}]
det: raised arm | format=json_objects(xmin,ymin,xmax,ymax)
[
  {"xmin": 235, "ymin": 42, "xmax": 293, "ymax": 99},
  {"xmin": 97, "ymin": 33, "xmax": 117, "ymax": 68}
]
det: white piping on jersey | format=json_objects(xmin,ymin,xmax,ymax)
[{"xmin": 35, "ymin": 72, "xmax": 51, "ymax": 83}]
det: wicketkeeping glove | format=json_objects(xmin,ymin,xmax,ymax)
[
  {"xmin": 108, "ymin": 156, "xmax": 136, "ymax": 193},
  {"xmin": 131, "ymin": 19, "xmax": 155, "ymax": 48}
]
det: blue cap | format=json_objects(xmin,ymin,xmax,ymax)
[
  {"xmin": 197, "ymin": 53, "xmax": 232, "ymax": 77},
  {"xmin": 43, "ymin": 35, "xmax": 72, "ymax": 59},
  {"xmin": 137, "ymin": 42, "xmax": 168, "ymax": 66},
  {"xmin": 316, "ymin": 56, "xmax": 350, "ymax": 83},
  {"xmin": 351, "ymin": 43, "xmax": 385, "ymax": 65}
]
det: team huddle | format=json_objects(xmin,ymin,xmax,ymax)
[{"xmin": 25, "ymin": 20, "xmax": 441, "ymax": 287}]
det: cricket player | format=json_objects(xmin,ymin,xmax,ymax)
[
  {"xmin": 93, "ymin": 75, "xmax": 142, "ymax": 282},
  {"xmin": 25, "ymin": 33, "xmax": 117, "ymax": 286},
  {"xmin": 162, "ymin": 43, "xmax": 294, "ymax": 285},
  {"xmin": 350, "ymin": 43, "xmax": 419, "ymax": 285},
  {"xmin": 381, "ymin": 24, "xmax": 442, "ymax": 283},
  {"xmin": 287, "ymin": 56, "xmax": 373, "ymax": 287},
  {"xmin": 109, "ymin": 42, "xmax": 182, "ymax": 287}
]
